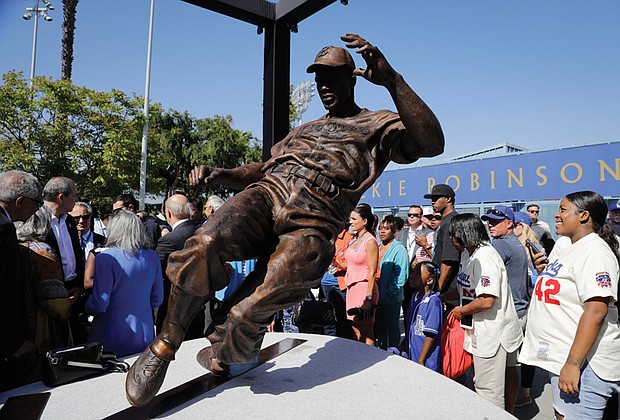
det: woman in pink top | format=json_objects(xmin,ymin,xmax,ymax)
[{"xmin": 343, "ymin": 204, "xmax": 379, "ymax": 345}]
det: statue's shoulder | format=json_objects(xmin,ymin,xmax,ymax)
[{"xmin": 354, "ymin": 109, "xmax": 401, "ymax": 128}]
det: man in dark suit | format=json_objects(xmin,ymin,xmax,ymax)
[
  {"xmin": 43, "ymin": 177, "xmax": 87, "ymax": 343},
  {"xmin": 154, "ymin": 194, "xmax": 200, "ymax": 337},
  {"xmin": 0, "ymin": 170, "xmax": 43, "ymax": 391},
  {"xmin": 70, "ymin": 202, "xmax": 106, "ymax": 261},
  {"xmin": 397, "ymin": 204, "xmax": 434, "ymax": 314}
]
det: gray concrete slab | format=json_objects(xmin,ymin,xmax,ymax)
[
  {"xmin": 514, "ymin": 367, "xmax": 554, "ymax": 420},
  {"xmin": 0, "ymin": 333, "xmax": 519, "ymax": 419}
]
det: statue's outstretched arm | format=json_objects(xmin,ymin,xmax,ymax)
[{"xmin": 189, "ymin": 162, "xmax": 265, "ymax": 191}]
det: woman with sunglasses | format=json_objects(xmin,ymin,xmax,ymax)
[
  {"xmin": 449, "ymin": 213, "xmax": 523, "ymax": 410},
  {"xmin": 519, "ymin": 191, "xmax": 620, "ymax": 420}
]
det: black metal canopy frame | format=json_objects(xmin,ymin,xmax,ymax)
[{"xmin": 182, "ymin": 0, "xmax": 343, "ymax": 160}]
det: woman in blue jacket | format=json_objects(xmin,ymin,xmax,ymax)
[
  {"xmin": 86, "ymin": 210, "xmax": 163, "ymax": 356},
  {"xmin": 375, "ymin": 215, "xmax": 409, "ymax": 350}
]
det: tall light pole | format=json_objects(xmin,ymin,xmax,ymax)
[
  {"xmin": 23, "ymin": 0, "xmax": 54, "ymax": 87},
  {"xmin": 291, "ymin": 80, "xmax": 315, "ymax": 126},
  {"xmin": 139, "ymin": 0, "xmax": 155, "ymax": 210}
]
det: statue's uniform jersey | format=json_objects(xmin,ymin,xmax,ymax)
[
  {"xmin": 519, "ymin": 233, "xmax": 620, "ymax": 381},
  {"xmin": 257, "ymin": 109, "xmax": 413, "ymax": 237}
]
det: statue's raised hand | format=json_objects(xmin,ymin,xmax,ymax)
[{"xmin": 341, "ymin": 33, "xmax": 397, "ymax": 88}]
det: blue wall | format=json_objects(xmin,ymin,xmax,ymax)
[{"xmin": 361, "ymin": 142, "xmax": 620, "ymax": 207}]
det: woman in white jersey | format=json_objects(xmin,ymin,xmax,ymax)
[
  {"xmin": 448, "ymin": 213, "xmax": 523, "ymax": 410},
  {"xmin": 519, "ymin": 191, "xmax": 620, "ymax": 420}
]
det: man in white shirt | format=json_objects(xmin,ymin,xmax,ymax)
[
  {"xmin": 397, "ymin": 204, "xmax": 434, "ymax": 314},
  {"xmin": 397, "ymin": 204, "xmax": 434, "ymax": 262},
  {"xmin": 44, "ymin": 177, "xmax": 80, "ymax": 284},
  {"xmin": 44, "ymin": 177, "xmax": 87, "ymax": 342}
]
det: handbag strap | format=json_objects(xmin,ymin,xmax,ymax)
[{"xmin": 104, "ymin": 359, "xmax": 130, "ymax": 373}]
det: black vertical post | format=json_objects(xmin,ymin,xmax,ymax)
[{"xmin": 262, "ymin": 21, "xmax": 291, "ymax": 161}]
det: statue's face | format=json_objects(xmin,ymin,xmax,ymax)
[{"xmin": 314, "ymin": 66, "xmax": 353, "ymax": 113}]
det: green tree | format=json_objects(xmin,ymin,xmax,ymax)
[
  {"xmin": 150, "ymin": 111, "xmax": 261, "ymax": 197},
  {"xmin": 0, "ymin": 72, "xmax": 38, "ymax": 172},
  {"xmin": 0, "ymin": 71, "xmax": 263, "ymax": 204},
  {"xmin": 0, "ymin": 72, "xmax": 152, "ymax": 204}
]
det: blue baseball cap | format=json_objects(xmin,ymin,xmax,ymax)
[
  {"xmin": 513, "ymin": 211, "xmax": 532, "ymax": 226},
  {"xmin": 610, "ymin": 203, "xmax": 620, "ymax": 212},
  {"xmin": 481, "ymin": 205, "xmax": 515, "ymax": 222}
]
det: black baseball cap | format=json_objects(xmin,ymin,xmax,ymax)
[{"xmin": 423, "ymin": 184, "xmax": 455, "ymax": 199}]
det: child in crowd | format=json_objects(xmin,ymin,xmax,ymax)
[{"xmin": 405, "ymin": 261, "xmax": 443, "ymax": 371}]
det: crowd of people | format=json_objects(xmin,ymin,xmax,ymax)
[
  {"xmin": 335, "ymin": 185, "xmax": 620, "ymax": 419},
  {"xmin": 2, "ymin": 168, "xmax": 620, "ymax": 418},
  {"xmin": 2, "ymin": 31, "xmax": 619, "ymax": 418},
  {"xmin": 0, "ymin": 170, "xmax": 221, "ymax": 391}
]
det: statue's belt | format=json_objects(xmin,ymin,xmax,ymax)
[{"xmin": 267, "ymin": 163, "xmax": 338, "ymax": 197}]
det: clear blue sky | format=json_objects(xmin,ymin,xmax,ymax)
[{"xmin": 1, "ymin": 0, "xmax": 619, "ymax": 163}]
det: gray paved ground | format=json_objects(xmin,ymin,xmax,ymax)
[{"xmin": 514, "ymin": 367, "xmax": 554, "ymax": 419}]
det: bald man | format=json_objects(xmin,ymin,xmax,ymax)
[{"xmin": 154, "ymin": 194, "xmax": 202, "ymax": 336}]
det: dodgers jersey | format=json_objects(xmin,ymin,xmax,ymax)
[
  {"xmin": 519, "ymin": 233, "xmax": 620, "ymax": 381},
  {"xmin": 456, "ymin": 244, "xmax": 523, "ymax": 358}
]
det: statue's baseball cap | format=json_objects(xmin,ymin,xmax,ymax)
[
  {"xmin": 481, "ymin": 205, "xmax": 515, "ymax": 223},
  {"xmin": 307, "ymin": 46, "xmax": 355, "ymax": 73},
  {"xmin": 423, "ymin": 184, "xmax": 455, "ymax": 199}
]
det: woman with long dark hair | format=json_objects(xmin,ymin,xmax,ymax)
[
  {"xmin": 519, "ymin": 191, "xmax": 620, "ymax": 420},
  {"xmin": 449, "ymin": 213, "xmax": 523, "ymax": 410},
  {"xmin": 343, "ymin": 204, "xmax": 379, "ymax": 345}
]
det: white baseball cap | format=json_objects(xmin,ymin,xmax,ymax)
[{"xmin": 422, "ymin": 206, "xmax": 434, "ymax": 216}]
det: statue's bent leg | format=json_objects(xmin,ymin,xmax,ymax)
[
  {"xmin": 205, "ymin": 229, "xmax": 333, "ymax": 366},
  {"xmin": 125, "ymin": 233, "xmax": 219, "ymax": 406},
  {"xmin": 126, "ymin": 189, "xmax": 276, "ymax": 406}
]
